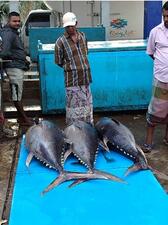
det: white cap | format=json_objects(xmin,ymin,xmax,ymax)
[{"xmin": 62, "ymin": 12, "xmax": 77, "ymax": 28}]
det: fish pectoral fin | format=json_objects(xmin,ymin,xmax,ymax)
[
  {"xmin": 99, "ymin": 138, "xmax": 110, "ymax": 152},
  {"xmin": 26, "ymin": 152, "xmax": 34, "ymax": 167},
  {"xmin": 64, "ymin": 149, "xmax": 73, "ymax": 162},
  {"xmin": 101, "ymin": 150, "xmax": 114, "ymax": 163},
  {"xmin": 64, "ymin": 138, "xmax": 72, "ymax": 145}
]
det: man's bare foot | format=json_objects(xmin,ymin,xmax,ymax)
[
  {"xmin": 163, "ymin": 138, "xmax": 168, "ymax": 146},
  {"xmin": 17, "ymin": 118, "xmax": 34, "ymax": 126}
]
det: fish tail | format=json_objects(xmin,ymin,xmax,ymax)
[
  {"xmin": 68, "ymin": 169, "xmax": 125, "ymax": 188},
  {"xmin": 42, "ymin": 170, "xmax": 125, "ymax": 194},
  {"xmin": 124, "ymin": 162, "xmax": 148, "ymax": 177},
  {"xmin": 41, "ymin": 173, "xmax": 67, "ymax": 195},
  {"xmin": 148, "ymin": 166, "xmax": 168, "ymax": 181},
  {"xmin": 93, "ymin": 169, "xmax": 126, "ymax": 183},
  {"xmin": 68, "ymin": 178, "xmax": 89, "ymax": 188},
  {"xmin": 124, "ymin": 145, "xmax": 148, "ymax": 176}
]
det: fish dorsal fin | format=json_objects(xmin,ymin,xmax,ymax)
[
  {"xmin": 111, "ymin": 118, "xmax": 120, "ymax": 125},
  {"xmin": 64, "ymin": 138, "xmax": 73, "ymax": 145},
  {"xmin": 26, "ymin": 152, "xmax": 34, "ymax": 167},
  {"xmin": 74, "ymin": 123, "xmax": 83, "ymax": 130}
]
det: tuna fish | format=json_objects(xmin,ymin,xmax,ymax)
[
  {"xmin": 25, "ymin": 120, "xmax": 123, "ymax": 193},
  {"xmin": 64, "ymin": 120, "xmax": 124, "ymax": 187},
  {"xmin": 95, "ymin": 117, "xmax": 148, "ymax": 175}
]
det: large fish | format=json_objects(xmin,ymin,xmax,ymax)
[
  {"xmin": 95, "ymin": 117, "xmax": 148, "ymax": 175},
  {"xmin": 64, "ymin": 120, "xmax": 124, "ymax": 187},
  {"xmin": 25, "ymin": 120, "xmax": 123, "ymax": 194}
]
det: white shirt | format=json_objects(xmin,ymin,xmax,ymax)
[{"xmin": 146, "ymin": 22, "xmax": 168, "ymax": 83}]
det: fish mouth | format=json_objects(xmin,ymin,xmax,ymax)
[{"xmin": 41, "ymin": 170, "xmax": 125, "ymax": 194}]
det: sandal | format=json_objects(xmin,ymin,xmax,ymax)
[
  {"xmin": 142, "ymin": 143, "xmax": 154, "ymax": 153},
  {"xmin": 163, "ymin": 138, "xmax": 168, "ymax": 146}
]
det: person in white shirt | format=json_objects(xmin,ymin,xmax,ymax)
[{"xmin": 142, "ymin": 1, "xmax": 168, "ymax": 153}]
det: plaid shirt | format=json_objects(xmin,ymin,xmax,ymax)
[{"xmin": 55, "ymin": 31, "xmax": 92, "ymax": 87}]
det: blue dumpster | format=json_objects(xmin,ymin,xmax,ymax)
[{"xmin": 38, "ymin": 40, "xmax": 153, "ymax": 114}]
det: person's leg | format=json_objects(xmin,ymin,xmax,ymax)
[
  {"xmin": 145, "ymin": 123, "xmax": 155, "ymax": 146},
  {"xmin": 0, "ymin": 111, "xmax": 4, "ymax": 137},
  {"xmin": 163, "ymin": 124, "xmax": 168, "ymax": 145},
  {"xmin": 6, "ymin": 68, "xmax": 33, "ymax": 126},
  {"xmin": 65, "ymin": 85, "xmax": 93, "ymax": 125},
  {"xmin": 85, "ymin": 85, "xmax": 94, "ymax": 125},
  {"xmin": 143, "ymin": 78, "xmax": 168, "ymax": 152},
  {"xmin": 14, "ymin": 100, "xmax": 33, "ymax": 125},
  {"xmin": 0, "ymin": 111, "xmax": 4, "ymax": 124}
]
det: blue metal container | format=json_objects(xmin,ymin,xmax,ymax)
[
  {"xmin": 29, "ymin": 27, "xmax": 105, "ymax": 62},
  {"xmin": 38, "ymin": 40, "xmax": 153, "ymax": 114}
]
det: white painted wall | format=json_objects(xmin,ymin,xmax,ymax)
[
  {"xmin": 45, "ymin": 1, "xmax": 144, "ymax": 40},
  {"xmin": 108, "ymin": 1, "xmax": 144, "ymax": 40}
]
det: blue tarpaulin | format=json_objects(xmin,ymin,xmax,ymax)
[{"xmin": 9, "ymin": 136, "xmax": 168, "ymax": 225}]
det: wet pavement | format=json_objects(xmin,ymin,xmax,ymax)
[{"xmin": 0, "ymin": 112, "xmax": 168, "ymax": 222}]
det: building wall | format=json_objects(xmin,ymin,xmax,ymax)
[
  {"xmin": 44, "ymin": 1, "xmax": 162, "ymax": 40},
  {"xmin": 108, "ymin": 1, "xmax": 144, "ymax": 40}
]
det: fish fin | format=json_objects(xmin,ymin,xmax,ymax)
[
  {"xmin": 64, "ymin": 149, "xmax": 73, "ymax": 162},
  {"xmin": 149, "ymin": 166, "xmax": 168, "ymax": 181},
  {"xmin": 26, "ymin": 152, "xmax": 34, "ymax": 167},
  {"xmin": 64, "ymin": 138, "xmax": 72, "ymax": 145},
  {"xmin": 101, "ymin": 150, "xmax": 114, "ymax": 163},
  {"xmin": 75, "ymin": 123, "xmax": 83, "ymax": 130},
  {"xmin": 111, "ymin": 118, "xmax": 120, "ymax": 125},
  {"xmin": 69, "ymin": 168, "xmax": 125, "ymax": 188},
  {"xmin": 136, "ymin": 144, "xmax": 147, "ymax": 161},
  {"xmin": 68, "ymin": 179, "xmax": 88, "ymax": 188},
  {"xmin": 93, "ymin": 169, "xmax": 126, "ymax": 183},
  {"xmin": 41, "ymin": 173, "xmax": 67, "ymax": 195},
  {"xmin": 99, "ymin": 138, "xmax": 110, "ymax": 152},
  {"xmin": 99, "ymin": 141, "xmax": 109, "ymax": 152},
  {"xmin": 42, "ymin": 170, "xmax": 125, "ymax": 194},
  {"xmin": 124, "ymin": 163, "xmax": 144, "ymax": 176},
  {"xmin": 103, "ymin": 137, "xmax": 110, "ymax": 152}
]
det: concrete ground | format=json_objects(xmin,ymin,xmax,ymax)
[{"xmin": 0, "ymin": 111, "xmax": 168, "ymax": 223}]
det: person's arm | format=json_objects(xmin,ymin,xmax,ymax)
[
  {"xmin": 146, "ymin": 29, "xmax": 156, "ymax": 60},
  {"xmin": 55, "ymin": 39, "xmax": 64, "ymax": 68},
  {"xmin": 0, "ymin": 30, "xmax": 14, "ymax": 59},
  {"xmin": 81, "ymin": 32, "xmax": 88, "ymax": 54},
  {"xmin": 149, "ymin": 54, "xmax": 154, "ymax": 60}
]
